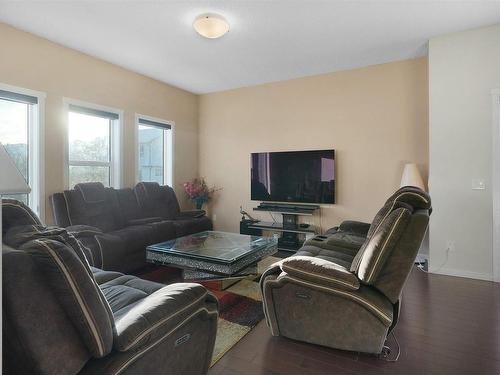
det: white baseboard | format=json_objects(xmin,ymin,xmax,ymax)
[{"xmin": 429, "ymin": 267, "xmax": 493, "ymax": 282}]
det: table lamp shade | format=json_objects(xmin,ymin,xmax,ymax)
[
  {"xmin": 400, "ymin": 163, "xmax": 426, "ymax": 191},
  {"xmin": 0, "ymin": 143, "xmax": 30, "ymax": 194}
]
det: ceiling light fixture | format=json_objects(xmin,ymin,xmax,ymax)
[{"xmin": 193, "ymin": 13, "xmax": 229, "ymax": 39}]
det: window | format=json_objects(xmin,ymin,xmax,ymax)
[
  {"xmin": 0, "ymin": 85, "xmax": 44, "ymax": 217},
  {"xmin": 67, "ymin": 101, "xmax": 121, "ymax": 188},
  {"xmin": 137, "ymin": 116, "xmax": 173, "ymax": 186}
]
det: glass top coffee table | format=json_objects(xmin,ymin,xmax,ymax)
[{"xmin": 146, "ymin": 231, "xmax": 278, "ymax": 285}]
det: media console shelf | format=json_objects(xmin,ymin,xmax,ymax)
[
  {"xmin": 251, "ymin": 202, "xmax": 320, "ymax": 252},
  {"xmin": 248, "ymin": 221, "xmax": 316, "ymax": 234},
  {"xmin": 253, "ymin": 204, "xmax": 318, "ymax": 215}
]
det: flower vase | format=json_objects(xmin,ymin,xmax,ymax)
[{"xmin": 194, "ymin": 197, "xmax": 205, "ymax": 210}]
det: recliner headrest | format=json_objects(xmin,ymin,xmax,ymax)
[
  {"xmin": 135, "ymin": 182, "xmax": 163, "ymax": 200},
  {"xmin": 387, "ymin": 186, "xmax": 431, "ymax": 210},
  {"xmin": 75, "ymin": 182, "xmax": 106, "ymax": 203},
  {"xmin": 2, "ymin": 199, "xmax": 42, "ymax": 235}
]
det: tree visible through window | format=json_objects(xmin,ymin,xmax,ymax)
[{"xmin": 67, "ymin": 104, "xmax": 119, "ymax": 188}]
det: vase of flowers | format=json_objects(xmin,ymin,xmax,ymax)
[{"xmin": 183, "ymin": 178, "xmax": 221, "ymax": 209}]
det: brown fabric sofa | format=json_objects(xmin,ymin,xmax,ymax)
[
  {"xmin": 2, "ymin": 199, "xmax": 218, "ymax": 375},
  {"xmin": 260, "ymin": 187, "xmax": 431, "ymax": 354},
  {"xmin": 51, "ymin": 182, "xmax": 212, "ymax": 272}
]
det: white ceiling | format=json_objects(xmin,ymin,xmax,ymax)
[{"xmin": 1, "ymin": 1, "xmax": 500, "ymax": 94}]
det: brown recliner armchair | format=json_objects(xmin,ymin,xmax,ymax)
[
  {"xmin": 260, "ymin": 187, "xmax": 431, "ymax": 354},
  {"xmin": 2, "ymin": 199, "xmax": 218, "ymax": 375}
]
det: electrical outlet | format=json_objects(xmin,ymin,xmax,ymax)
[
  {"xmin": 212, "ymin": 214, "xmax": 217, "ymax": 222},
  {"xmin": 472, "ymin": 179, "xmax": 485, "ymax": 190},
  {"xmin": 446, "ymin": 240, "xmax": 456, "ymax": 252}
]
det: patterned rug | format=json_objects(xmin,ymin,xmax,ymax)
[
  {"xmin": 136, "ymin": 257, "xmax": 280, "ymax": 366},
  {"xmin": 203, "ymin": 278, "xmax": 264, "ymax": 366}
]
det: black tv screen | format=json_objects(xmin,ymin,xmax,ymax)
[{"xmin": 251, "ymin": 149, "xmax": 335, "ymax": 204}]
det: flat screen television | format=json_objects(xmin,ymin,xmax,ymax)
[{"xmin": 251, "ymin": 149, "xmax": 335, "ymax": 204}]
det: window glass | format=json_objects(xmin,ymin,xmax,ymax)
[
  {"xmin": 69, "ymin": 112, "xmax": 110, "ymax": 162},
  {"xmin": 0, "ymin": 98, "xmax": 30, "ymax": 205},
  {"xmin": 68, "ymin": 109, "xmax": 114, "ymax": 188},
  {"xmin": 138, "ymin": 124, "xmax": 165, "ymax": 185},
  {"xmin": 69, "ymin": 165, "xmax": 110, "ymax": 188}
]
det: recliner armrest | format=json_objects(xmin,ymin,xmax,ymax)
[
  {"xmin": 176, "ymin": 210, "xmax": 206, "ymax": 219},
  {"xmin": 66, "ymin": 225, "xmax": 103, "ymax": 238},
  {"xmin": 280, "ymin": 256, "xmax": 360, "ymax": 291},
  {"xmin": 114, "ymin": 283, "xmax": 217, "ymax": 352},
  {"xmin": 338, "ymin": 220, "xmax": 370, "ymax": 237}
]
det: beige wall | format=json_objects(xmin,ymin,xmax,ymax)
[
  {"xmin": 199, "ymin": 58, "xmax": 429, "ymax": 235},
  {"xmin": 0, "ymin": 23, "xmax": 199, "ymax": 223},
  {"xmin": 429, "ymin": 24, "xmax": 500, "ymax": 280}
]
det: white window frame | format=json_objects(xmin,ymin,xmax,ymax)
[
  {"xmin": 63, "ymin": 98, "xmax": 123, "ymax": 189},
  {"xmin": 135, "ymin": 114, "xmax": 174, "ymax": 187},
  {"xmin": 0, "ymin": 82, "xmax": 46, "ymax": 221}
]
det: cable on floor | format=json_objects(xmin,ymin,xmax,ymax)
[{"xmin": 379, "ymin": 331, "xmax": 400, "ymax": 362}]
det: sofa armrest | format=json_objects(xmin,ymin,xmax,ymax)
[
  {"xmin": 66, "ymin": 225, "xmax": 103, "ymax": 238},
  {"xmin": 338, "ymin": 220, "xmax": 370, "ymax": 237},
  {"xmin": 114, "ymin": 283, "xmax": 216, "ymax": 352},
  {"xmin": 280, "ymin": 256, "xmax": 360, "ymax": 290},
  {"xmin": 127, "ymin": 217, "xmax": 162, "ymax": 226},
  {"xmin": 176, "ymin": 210, "xmax": 206, "ymax": 219}
]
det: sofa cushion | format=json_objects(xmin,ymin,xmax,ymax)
[
  {"xmin": 100, "ymin": 275, "xmax": 165, "ymax": 315},
  {"xmin": 114, "ymin": 188, "xmax": 143, "ymax": 225},
  {"xmin": 354, "ymin": 207, "xmax": 412, "ymax": 285},
  {"xmin": 305, "ymin": 232, "xmax": 365, "ymax": 256},
  {"xmin": 63, "ymin": 186, "xmax": 119, "ymax": 232},
  {"xmin": 75, "ymin": 182, "xmax": 107, "ymax": 203},
  {"xmin": 280, "ymin": 256, "xmax": 360, "ymax": 290},
  {"xmin": 94, "ymin": 225, "xmax": 155, "ymax": 272},
  {"xmin": 22, "ymin": 238, "xmax": 114, "ymax": 358},
  {"xmin": 337, "ymin": 220, "xmax": 371, "ymax": 237},
  {"xmin": 111, "ymin": 283, "xmax": 210, "ymax": 351},
  {"xmin": 134, "ymin": 182, "xmax": 181, "ymax": 220},
  {"xmin": 108, "ymin": 226, "xmax": 154, "ymax": 251},
  {"xmin": 144, "ymin": 220, "xmax": 177, "ymax": 243},
  {"xmin": 91, "ymin": 267, "xmax": 125, "ymax": 285},
  {"xmin": 296, "ymin": 245, "xmax": 355, "ymax": 269}
]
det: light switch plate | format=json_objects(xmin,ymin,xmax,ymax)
[{"xmin": 472, "ymin": 179, "xmax": 486, "ymax": 190}]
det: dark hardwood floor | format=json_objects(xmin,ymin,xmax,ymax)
[{"xmin": 209, "ymin": 267, "xmax": 500, "ymax": 375}]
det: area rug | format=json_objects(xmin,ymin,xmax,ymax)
[
  {"xmin": 203, "ymin": 278, "xmax": 264, "ymax": 366},
  {"xmin": 136, "ymin": 259, "xmax": 281, "ymax": 366}
]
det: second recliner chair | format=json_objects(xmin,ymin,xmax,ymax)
[{"xmin": 260, "ymin": 187, "xmax": 431, "ymax": 354}]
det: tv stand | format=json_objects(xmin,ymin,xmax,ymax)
[{"xmin": 249, "ymin": 203, "xmax": 320, "ymax": 252}]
